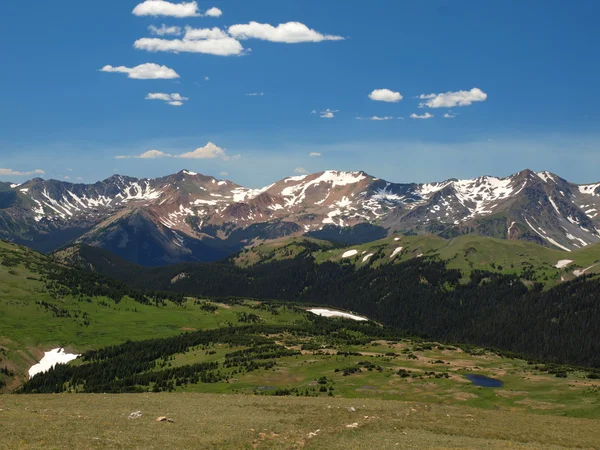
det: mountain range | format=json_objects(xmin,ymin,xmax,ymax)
[{"xmin": 1, "ymin": 168, "xmax": 599, "ymax": 266}]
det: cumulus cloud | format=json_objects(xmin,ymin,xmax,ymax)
[
  {"xmin": 141, "ymin": 150, "xmax": 173, "ymax": 158},
  {"xmin": 116, "ymin": 143, "xmax": 238, "ymax": 161},
  {"xmin": 320, "ymin": 109, "xmax": 338, "ymax": 119},
  {"xmin": 145, "ymin": 92, "xmax": 189, "ymax": 106},
  {"xmin": 0, "ymin": 168, "xmax": 45, "ymax": 177},
  {"xmin": 356, "ymin": 116, "xmax": 396, "ymax": 121},
  {"xmin": 418, "ymin": 88, "xmax": 487, "ymax": 108},
  {"xmin": 410, "ymin": 112, "xmax": 434, "ymax": 119},
  {"xmin": 368, "ymin": 89, "xmax": 403, "ymax": 103},
  {"xmin": 99, "ymin": 63, "xmax": 179, "ymax": 79},
  {"xmin": 294, "ymin": 167, "xmax": 309, "ymax": 174},
  {"xmin": 133, "ymin": 1, "xmax": 208, "ymax": 18},
  {"xmin": 246, "ymin": 92, "xmax": 264, "ymax": 96},
  {"xmin": 134, "ymin": 36, "xmax": 244, "ymax": 56},
  {"xmin": 228, "ymin": 21, "xmax": 344, "ymax": 43},
  {"xmin": 309, "ymin": 152, "xmax": 321, "ymax": 157},
  {"xmin": 443, "ymin": 111, "xmax": 457, "ymax": 119},
  {"xmin": 204, "ymin": 7, "xmax": 222, "ymax": 17},
  {"xmin": 149, "ymin": 24, "xmax": 182, "ymax": 36},
  {"xmin": 115, "ymin": 150, "xmax": 172, "ymax": 159},
  {"xmin": 184, "ymin": 26, "xmax": 229, "ymax": 40},
  {"xmin": 179, "ymin": 142, "xmax": 239, "ymax": 160}
]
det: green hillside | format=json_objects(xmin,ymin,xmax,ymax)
[
  {"xmin": 0, "ymin": 240, "xmax": 302, "ymax": 391},
  {"xmin": 4, "ymin": 393, "xmax": 600, "ymax": 449},
  {"xmin": 234, "ymin": 234, "xmax": 600, "ymax": 286}
]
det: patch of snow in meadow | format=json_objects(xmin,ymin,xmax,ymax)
[
  {"xmin": 28, "ymin": 348, "xmax": 79, "ymax": 378},
  {"xmin": 308, "ymin": 309, "xmax": 368, "ymax": 322},
  {"xmin": 555, "ymin": 259, "xmax": 573, "ymax": 269},
  {"xmin": 390, "ymin": 247, "xmax": 403, "ymax": 258}
]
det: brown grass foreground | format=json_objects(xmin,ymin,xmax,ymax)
[{"xmin": 0, "ymin": 394, "xmax": 598, "ymax": 449}]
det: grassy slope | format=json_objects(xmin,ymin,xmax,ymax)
[
  {"xmin": 109, "ymin": 330, "xmax": 600, "ymax": 419},
  {"xmin": 0, "ymin": 240, "xmax": 302, "ymax": 389},
  {"xmin": 1, "ymin": 393, "xmax": 599, "ymax": 449},
  {"xmin": 234, "ymin": 235, "xmax": 600, "ymax": 286}
]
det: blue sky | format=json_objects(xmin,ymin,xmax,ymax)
[{"xmin": 1, "ymin": 0, "xmax": 599, "ymax": 187}]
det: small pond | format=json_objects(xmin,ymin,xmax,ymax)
[{"xmin": 465, "ymin": 374, "xmax": 504, "ymax": 388}]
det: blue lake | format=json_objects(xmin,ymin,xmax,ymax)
[{"xmin": 465, "ymin": 374, "xmax": 504, "ymax": 388}]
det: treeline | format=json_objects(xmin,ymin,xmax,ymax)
[
  {"xmin": 41, "ymin": 262, "xmax": 184, "ymax": 305},
  {"xmin": 20, "ymin": 318, "xmax": 406, "ymax": 394},
  {"xmin": 70, "ymin": 248, "xmax": 600, "ymax": 367}
]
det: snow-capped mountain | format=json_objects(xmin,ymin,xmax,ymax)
[{"xmin": 1, "ymin": 169, "xmax": 599, "ymax": 265}]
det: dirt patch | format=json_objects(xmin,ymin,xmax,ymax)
[
  {"xmin": 453, "ymin": 392, "xmax": 478, "ymax": 401},
  {"xmin": 495, "ymin": 390, "xmax": 528, "ymax": 398},
  {"xmin": 515, "ymin": 399, "xmax": 565, "ymax": 410}
]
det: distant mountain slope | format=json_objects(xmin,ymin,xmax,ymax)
[{"xmin": 2, "ymin": 168, "xmax": 600, "ymax": 265}]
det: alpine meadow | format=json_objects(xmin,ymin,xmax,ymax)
[{"xmin": 1, "ymin": 1, "xmax": 599, "ymax": 449}]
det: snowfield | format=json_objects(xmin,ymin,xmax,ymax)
[
  {"xmin": 555, "ymin": 259, "xmax": 574, "ymax": 269},
  {"xmin": 28, "ymin": 348, "xmax": 80, "ymax": 378},
  {"xmin": 308, "ymin": 308, "xmax": 368, "ymax": 322},
  {"xmin": 390, "ymin": 247, "xmax": 403, "ymax": 258},
  {"xmin": 342, "ymin": 249, "xmax": 359, "ymax": 258}
]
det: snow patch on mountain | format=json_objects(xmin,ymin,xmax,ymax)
[
  {"xmin": 524, "ymin": 217, "xmax": 571, "ymax": 252},
  {"xmin": 579, "ymin": 183, "xmax": 600, "ymax": 196},
  {"xmin": 537, "ymin": 171, "xmax": 556, "ymax": 183}
]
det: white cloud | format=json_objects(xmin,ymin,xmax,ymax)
[
  {"xmin": 418, "ymin": 88, "xmax": 487, "ymax": 108},
  {"xmin": 443, "ymin": 111, "xmax": 457, "ymax": 119},
  {"xmin": 76, "ymin": 177, "xmax": 84, "ymax": 181},
  {"xmin": 116, "ymin": 143, "xmax": 237, "ymax": 161},
  {"xmin": 368, "ymin": 89, "xmax": 403, "ymax": 103},
  {"xmin": 145, "ymin": 92, "xmax": 189, "ymax": 106},
  {"xmin": 149, "ymin": 24, "xmax": 182, "ymax": 36},
  {"xmin": 228, "ymin": 21, "xmax": 344, "ymax": 43},
  {"xmin": 140, "ymin": 150, "xmax": 172, "ymax": 158},
  {"xmin": 219, "ymin": 171, "xmax": 229, "ymax": 177},
  {"xmin": 63, "ymin": 176, "xmax": 71, "ymax": 180},
  {"xmin": 204, "ymin": 76, "xmax": 210, "ymax": 81},
  {"xmin": 204, "ymin": 7, "xmax": 222, "ymax": 17},
  {"xmin": 310, "ymin": 110, "xmax": 317, "ymax": 115},
  {"xmin": 320, "ymin": 109, "xmax": 338, "ymax": 119},
  {"xmin": 134, "ymin": 37, "xmax": 244, "ymax": 56},
  {"xmin": 184, "ymin": 26, "xmax": 229, "ymax": 40},
  {"xmin": 410, "ymin": 112, "xmax": 434, "ymax": 119},
  {"xmin": 246, "ymin": 92, "xmax": 264, "ymax": 96},
  {"xmin": 309, "ymin": 152, "xmax": 321, "ymax": 157},
  {"xmin": 179, "ymin": 142, "xmax": 239, "ymax": 160},
  {"xmin": 294, "ymin": 167, "xmax": 309, "ymax": 174},
  {"xmin": 0, "ymin": 168, "xmax": 45, "ymax": 177},
  {"xmin": 133, "ymin": 1, "xmax": 200, "ymax": 18},
  {"xmin": 356, "ymin": 116, "xmax": 395, "ymax": 121},
  {"xmin": 99, "ymin": 63, "xmax": 179, "ymax": 79}
]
